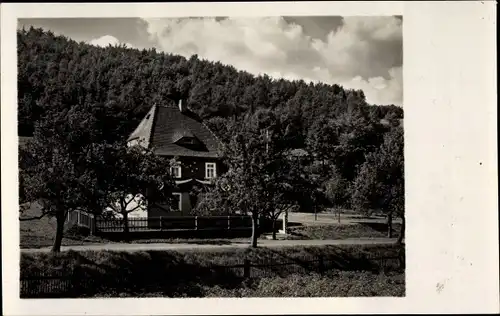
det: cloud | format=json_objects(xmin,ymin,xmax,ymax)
[
  {"xmin": 141, "ymin": 16, "xmax": 402, "ymax": 106},
  {"xmin": 344, "ymin": 66, "xmax": 402, "ymax": 106},
  {"xmin": 89, "ymin": 35, "xmax": 134, "ymax": 48}
]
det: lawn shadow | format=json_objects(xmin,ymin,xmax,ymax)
[
  {"xmin": 49, "ymin": 250, "xmax": 248, "ymax": 297},
  {"xmin": 358, "ymin": 222, "xmax": 401, "ymax": 237}
]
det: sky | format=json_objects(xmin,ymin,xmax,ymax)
[{"xmin": 19, "ymin": 16, "xmax": 403, "ymax": 106}]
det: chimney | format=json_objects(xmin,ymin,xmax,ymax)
[{"xmin": 178, "ymin": 99, "xmax": 186, "ymax": 113}]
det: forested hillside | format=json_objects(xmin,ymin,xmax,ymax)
[{"xmin": 17, "ymin": 27, "xmax": 403, "ymax": 144}]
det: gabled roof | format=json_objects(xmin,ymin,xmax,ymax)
[{"xmin": 128, "ymin": 100, "xmax": 221, "ymax": 158}]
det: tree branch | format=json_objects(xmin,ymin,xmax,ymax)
[
  {"xmin": 20, "ymin": 204, "xmax": 51, "ymax": 221},
  {"xmin": 19, "ymin": 212, "xmax": 50, "ymax": 221},
  {"xmin": 124, "ymin": 203, "xmax": 144, "ymax": 214},
  {"xmin": 123, "ymin": 194, "xmax": 136, "ymax": 209},
  {"xmin": 106, "ymin": 199, "xmax": 120, "ymax": 213}
]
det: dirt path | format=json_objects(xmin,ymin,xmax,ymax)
[{"xmin": 21, "ymin": 237, "xmax": 399, "ymax": 253}]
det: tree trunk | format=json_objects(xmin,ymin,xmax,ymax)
[
  {"xmin": 123, "ymin": 212, "xmax": 130, "ymax": 242},
  {"xmin": 272, "ymin": 218, "xmax": 277, "ymax": 240},
  {"xmin": 387, "ymin": 213, "xmax": 393, "ymax": 238},
  {"xmin": 250, "ymin": 213, "xmax": 258, "ymax": 248},
  {"xmin": 397, "ymin": 214, "xmax": 405, "ymax": 244},
  {"xmin": 51, "ymin": 210, "xmax": 66, "ymax": 253}
]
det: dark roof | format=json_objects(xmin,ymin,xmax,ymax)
[{"xmin": 128, "ymin": 100, "xmax": 222, "ymax": 158}]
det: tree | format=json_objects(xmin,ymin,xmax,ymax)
[
  {"xmin": 194, "ymin": 109, "xmax": 312, "ymax": 245},
  {"xmin": 19, "ymin": 105, "xmax": 176, "ymax": 250},
  {"xmin": 19, "ymin": 106, "xmax": 109, "ymax": 252},
  {"xmin": 87, "ymin": 143, "xmax": 176, "ymax": 237},
  {"xmin": 18, "ymin": 27, "xmax": 402, "ymax": 146},
  {"xmin": 351, "ymin": 126, "xmax": 404, "ymax": 243},
  {"xmin": 324, "ymin": 166, "xmax": 349, "ymax": 223}
]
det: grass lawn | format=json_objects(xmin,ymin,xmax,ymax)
[
  {"xmin": 287, "ymin": 222, "xmax": 402, "ymax": 240},
  {"xmin": 20, "ymin": 204, "xmax": 94, "ymax": 249},
  {"xmin": 21, "ymin": 244, "xmax": 405, "ymax": 298}
]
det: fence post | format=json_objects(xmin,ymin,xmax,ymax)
[
  {"xmin": 71, "ymin": 266, "xmax": 80, "ymax": 297},
  {"xmin": 243, "ymin": 259, "xmax": 250, "ymax": 278},
  {"xmin": 318, "ymin": 255, "xmax": 324, "ymax": 273},
  {"xmin": 227, "ymin": 215, "xmax": 230, "ymax": 230},
  {"xmin": 89, "ymin": 214, "xmax": 94, "ymax": 235},
  {"xmin": 160, "ymin": 216, "xmax": 163, "ymax": 231},
  {"xmin": 398, "ymin": 249, "xmax": 405, "ymax": 270},
  {"xmin": 195, "ymin": 216, "xmax": 198, "ymax": 230}
]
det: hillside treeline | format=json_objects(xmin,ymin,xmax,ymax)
[{"xmin": 18, "ymin": 27, "xmax": 403, "ymax": 145}]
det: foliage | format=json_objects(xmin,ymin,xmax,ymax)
[
  {"xmin": 19, "ymin": 102, "xmax": 176, "ymax": 249},
  {"xmin": 324, "ymin": 166, "xmax": 350, "ymax": 208},
  {"xmin": 351, "ymin": 126, "xmax": 405, "ymax": 240},
  {"xmin": 351, "ymin": 126, "xmax": 404, "ymax": 214},
  {"xmin": 201, "ymin": 272, "xmax": 405, "ymax": 297},
  {"xmin": 194, "ymin": 108, "xmax": 317, "ymax": 243},
  {"xmin": 84, "ymin": 143, "xmax": 176, "ymax": 234},
  {"xmin": 19, "ymin": 105, "xmax": 114, "ymax": 252},
  {"xmin": 18, "ymin": 27, "xmax": 402, "ymax": 140},
  {"xmin": 306, "ymin": 111, "xmax": 387, "ymax": 184}
]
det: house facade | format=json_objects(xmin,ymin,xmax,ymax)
[{"xmin": 127, "ymin": 99, "xmax": 224, "ymax": 217}]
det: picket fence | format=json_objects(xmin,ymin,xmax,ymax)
[{"xmin": 66, "ymin": 209, "xmax": 254, "ymax": 235}]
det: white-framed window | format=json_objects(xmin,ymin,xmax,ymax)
[
  {"xmin": 170, "ymin": 165, "xmax": 182, "ymax": 178},
  {"xmin": 205, "ymin": 162, "xmax": 217, "ymax": 179},
  {"xmin": 172, "ymin": 193, "xmax": 182, "ymax": 211}
]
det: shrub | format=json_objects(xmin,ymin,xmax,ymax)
[{"xmin": 197, "ymin": 271, "xmax": 405, "ymax": 297}]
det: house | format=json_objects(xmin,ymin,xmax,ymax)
[{"xmin": 127, "ymin": 99, "xmax": 224, "ymax": 216}]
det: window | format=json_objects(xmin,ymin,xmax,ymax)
[
  {"xmin": 182, "ymin": 137, "xmax": 196, "ymax": 145},
  {"xmin": 170, "ymin": 165, "xmax": 182, "ymax": 178},
  {"xmin": 205, "ymin": 162, "xmax": 216, "ymax": 179},
  {"xmin": 172, "ymin": 193, "xmax": 182, "ymax": 211}
]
